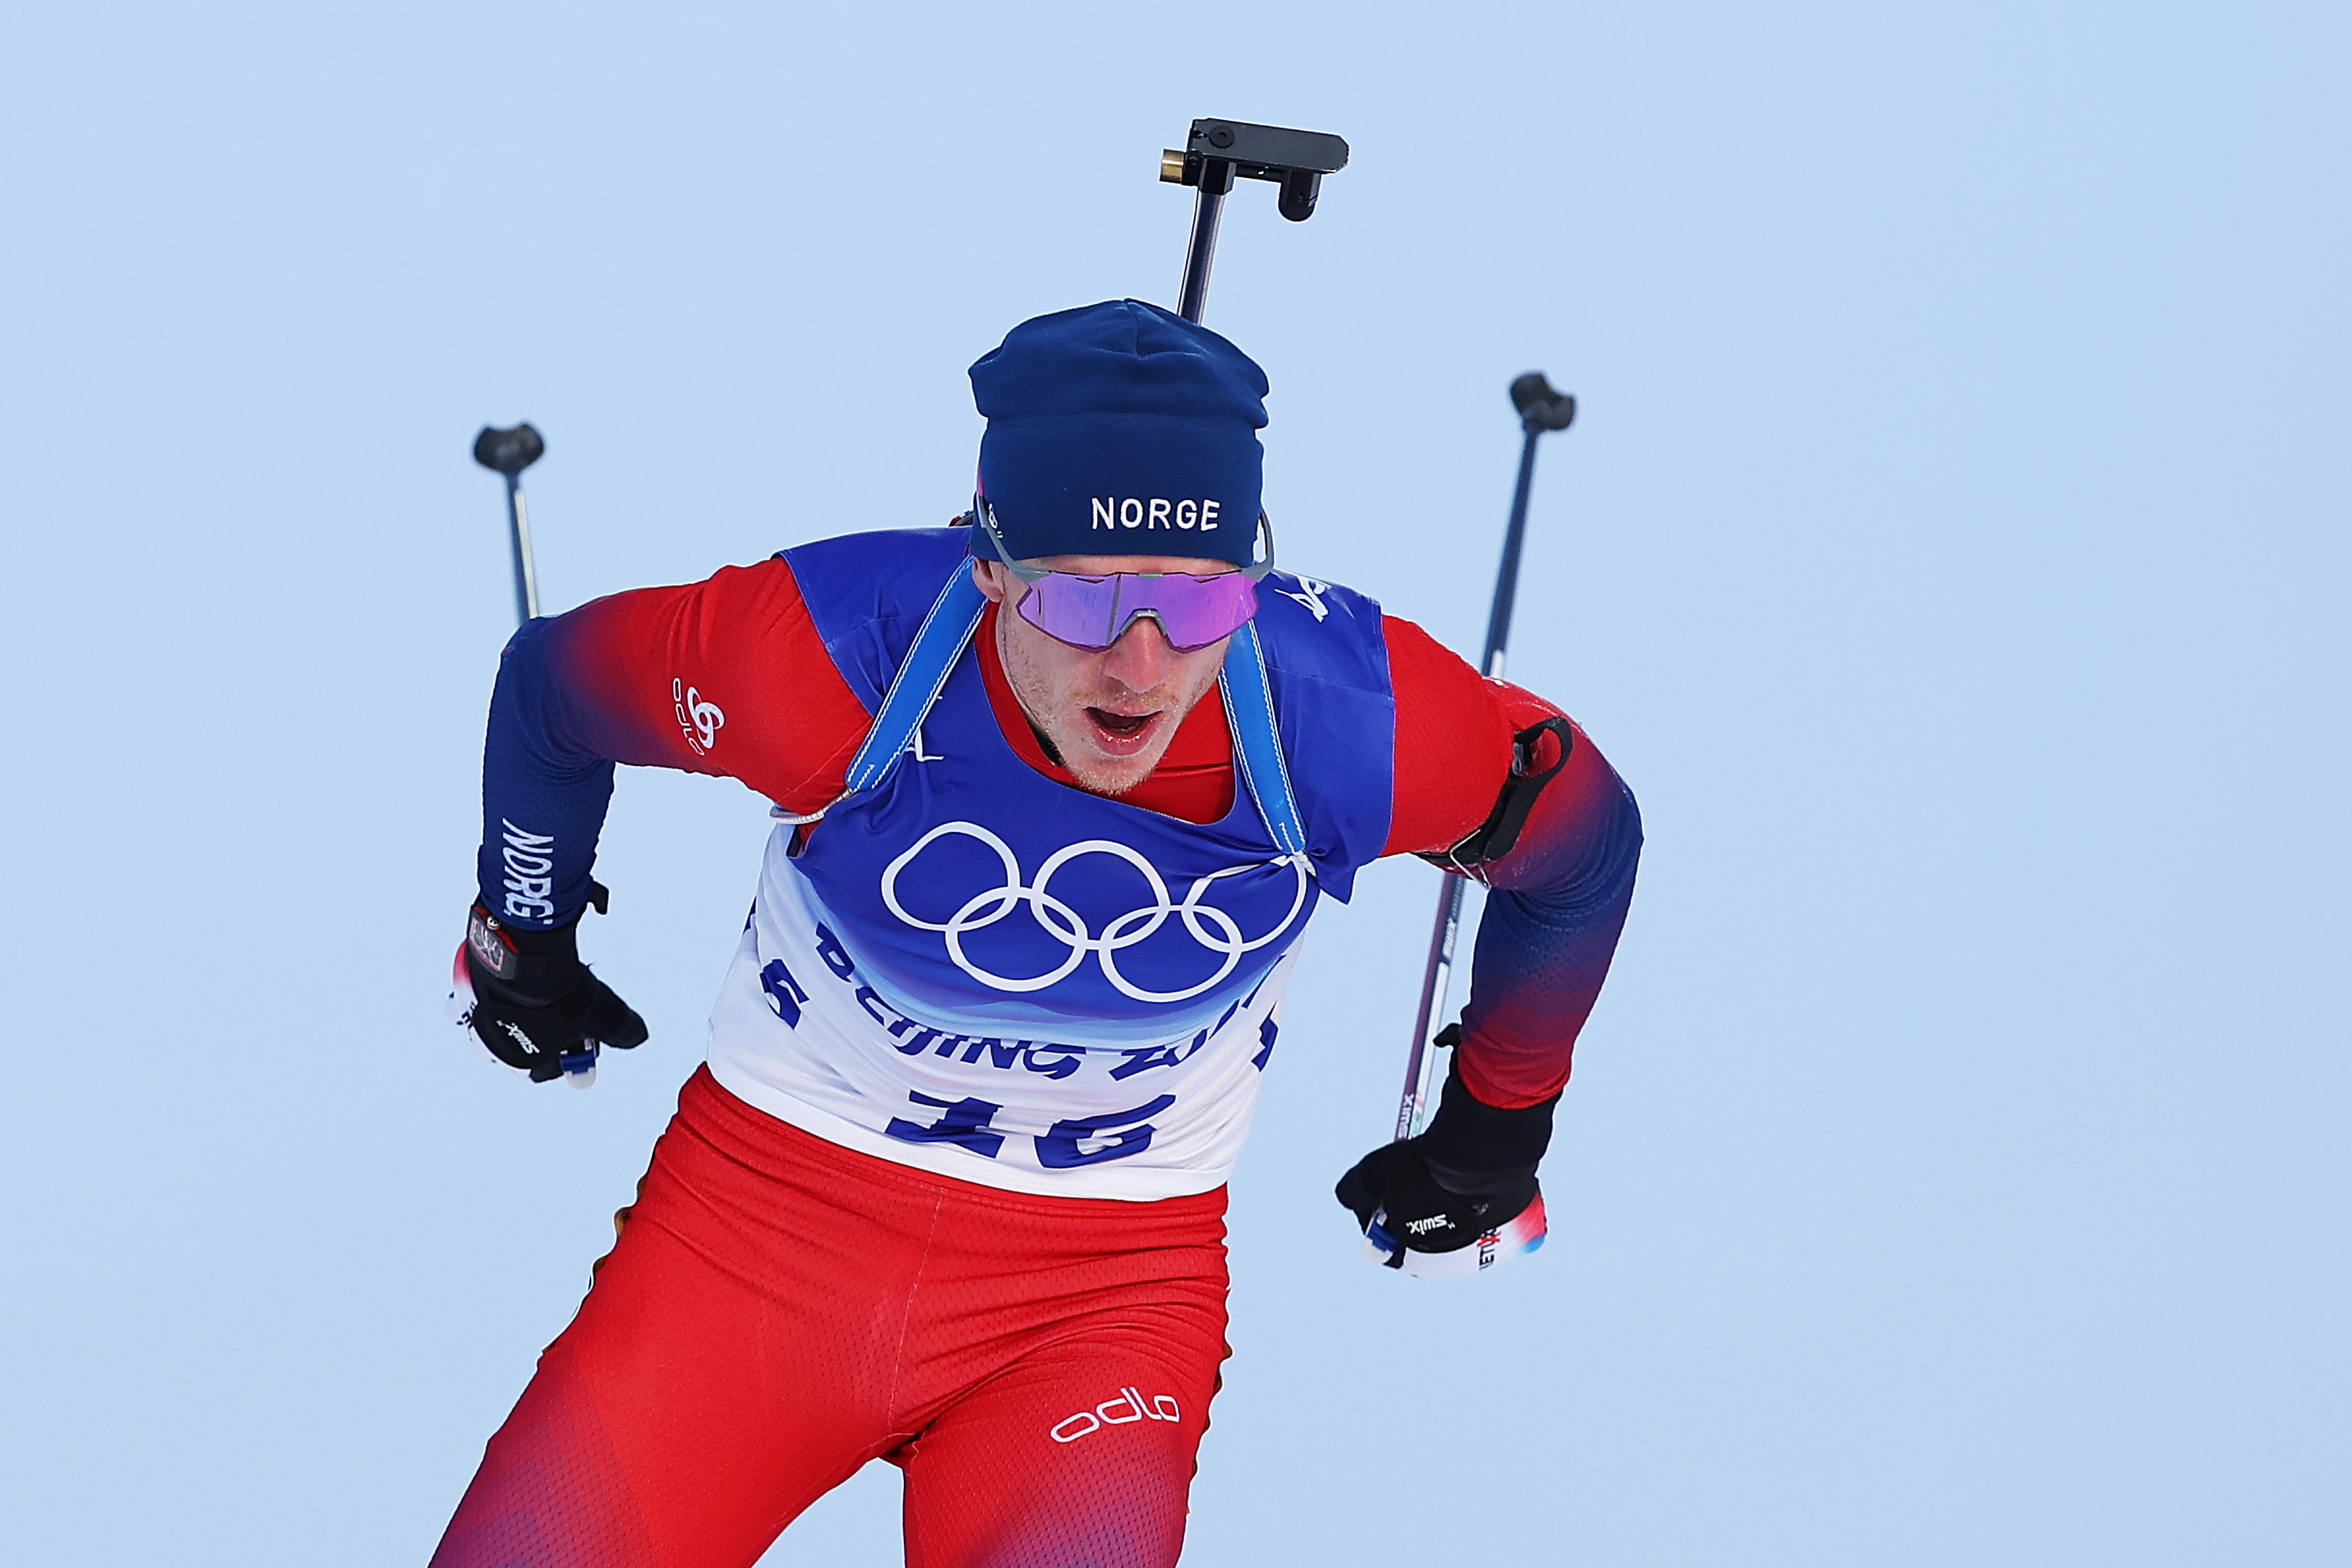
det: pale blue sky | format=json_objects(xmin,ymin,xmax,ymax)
[{"xmin": 2, "ymin": 3, "xmax": 2346, "ymax": 1564}]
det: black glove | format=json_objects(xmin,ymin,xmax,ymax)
[
  {"xmin": 1336, "ymin": 1033, "xmax": 1556, "ymax": 1264},
  {"xmin": 456, "ymin": 887, "xmax": 647, "ymax": 1083}
]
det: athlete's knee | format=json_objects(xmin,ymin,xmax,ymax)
[{"xmin": 938, "ymin": 1492, "xmax": 1192, "ymax": 1568}]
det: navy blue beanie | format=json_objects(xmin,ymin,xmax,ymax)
[{"xmin": 970, "ymin": 299, "xmax": 1268, "ymax": 565}]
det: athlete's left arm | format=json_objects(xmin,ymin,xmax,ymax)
[{"xmin": 1381, "ymin": 617, "xmax": 1645, "ymax": 1109}]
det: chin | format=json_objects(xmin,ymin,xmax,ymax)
[
  {"xmin": 1056, "ymin": 733, "xmax": 1178, "ymax": 797},
  {"xmin": 1064, "ymin": 754, "xmax": 1159, "ymax": 797}
]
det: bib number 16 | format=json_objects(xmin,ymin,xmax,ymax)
[{"xmin": 885, "ymin": 1093, "xmax": 1177, "ymax": 1168}]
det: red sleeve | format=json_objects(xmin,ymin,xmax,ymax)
[
  {"xmin": 1383, "ymin": 615, "xmax": 1536, "ymax": 855},
  {"xmin": 1378, "ymin": 614, "xmax": 1644, "ymax": 1110},
  {"xmin": 550, "ymin": 556, "xmax": 871, "ymax": 815}
]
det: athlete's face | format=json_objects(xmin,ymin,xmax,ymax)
[{"xmin": 972, "ymin": 555, "xmax": 1236, "ymax": 797}]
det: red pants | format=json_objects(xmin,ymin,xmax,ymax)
[{"xmin": 430, "ymin": 1067, "xmax": 1231, "ymax": 1568}]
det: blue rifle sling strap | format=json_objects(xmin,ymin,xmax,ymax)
[
  {"xmin": 841, "ymin": 568, "xmax": 989, "ymax": 793},
  {"xmin": 781, "ymin": 561, "xmax": 1311, "ymax": 871},
  {"xmin": 1218, "ymin": 619, "xmax": 1310, "ymax": 859},
  {"xmin": 771, "ymin": 566, "xmax": 988, "ymax": 848}
]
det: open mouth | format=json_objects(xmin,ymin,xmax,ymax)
[{"xmin": 1083, "ymin": 706, "xmax": 1162, "ymax": 754}]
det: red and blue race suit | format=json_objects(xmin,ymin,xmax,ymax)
[{"xmin": 437, "ymin": 526, "xmax": 1640, "ymax": 1567}]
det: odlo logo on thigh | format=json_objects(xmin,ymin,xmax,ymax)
[{"xmin": 1049, "ymin": 1388, "xmax": 1181, "ymax": 1443}]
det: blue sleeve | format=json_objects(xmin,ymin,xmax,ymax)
[
  {"xmin": 1457, "ymin": 722, "xmax": 1643, "ymax": 1106},
  {"xmin": 470, "ymin": 558, "xmax": 879, "ymax": 929},
  {"xmin": 474, "ymin": 616, "xmax": 618, "ymax": 930}
]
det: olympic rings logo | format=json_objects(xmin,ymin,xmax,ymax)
[{"xmin": 880, "ymin": 822, "xmax": 1309, "ymax": 1003}]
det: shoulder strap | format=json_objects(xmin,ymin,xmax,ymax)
[
  {"xmin": 1218, "ymin": 620, "xmax": 1310, "ymax": 858},
  {"xmin": 842, "ymin": 566, "xmax": 989, "ymax": 793},
  {"xmin": 782, "ymin": 568, "xmax": 1310, "ymax": 866},
  {"xmin": 772, "ymin": 566, "xmax": 985, "ymax": 826}
]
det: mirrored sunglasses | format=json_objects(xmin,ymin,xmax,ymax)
[{"xmin": 1011, "ymin": 568, "xmax": 1261, "ymax": 652}]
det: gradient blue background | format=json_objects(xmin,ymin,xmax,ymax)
[{"xmin": 3, "ymin": 3, "xmax": 2346, "ymax": 1563}]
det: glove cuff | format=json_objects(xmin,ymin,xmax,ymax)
[
  {"xmin": 466, "ymin": 885, "xmax": 604, "ymax": 1005},
  {"xmin": 1419, "ymin": 1056, "xmax": 1558, "ymax": 1196}
]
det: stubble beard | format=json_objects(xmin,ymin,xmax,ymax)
[{"xmin": 996, "ymin": 615, "xmax": 1213, "ymax": 797}]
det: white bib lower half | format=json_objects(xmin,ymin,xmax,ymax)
[{"xmin": 705, "ymin": 829, "xmax": 1297, "ymax": 1200}]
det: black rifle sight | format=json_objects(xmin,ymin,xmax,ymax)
[{"xmin": 1160, "ymin": 118, "xmax": 1350, "ymax": 222}]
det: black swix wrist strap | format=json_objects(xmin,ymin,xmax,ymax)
[{"xmin": 466, "ymin": 881, "xmax": 609, "ymax": 1004}]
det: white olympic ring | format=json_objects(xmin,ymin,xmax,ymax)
[{"xmin": 879, "ymin": 822, "xmax": 1309, "ymax": 1003}]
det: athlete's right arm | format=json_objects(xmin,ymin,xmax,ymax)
[{"xmin": 474, "ymin": 556, "xmax": 872, "ymax": 931}]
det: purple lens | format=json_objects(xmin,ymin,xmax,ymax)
[{"xmin": 1014, "ymin": 572, "xmax": 1260, "ymax": 652}]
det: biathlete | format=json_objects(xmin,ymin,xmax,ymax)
[{"xmin": 433, "ymin": 299, "xmax": 1642, "ymax": 1568}]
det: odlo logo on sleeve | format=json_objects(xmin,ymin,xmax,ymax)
[{"xmin": 673, "ymin": 678, "xmax": 724, "ymax": 754}]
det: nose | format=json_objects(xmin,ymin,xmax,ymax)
[{"xmin": 1100, "ymin": 612, "xmax": 1175, "ymax": 690}]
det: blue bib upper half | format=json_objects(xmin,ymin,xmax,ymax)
[{"xmin": 777, "ymin": 527, "xmax": 1397, "ymax": 1043}]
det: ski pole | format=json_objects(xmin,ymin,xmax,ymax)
[
  {"xmin": 473, "ymin": 423, "xmax": 546, "ymax": 625},
  {"xmin": 1394, "ymin": 372, "xmax": 1577, "ymax": 1142},
  {"xmin": 464, "ymin": 419, "xmax": 607, "ymax": 1086},
  {"xmin": 1160, "ymin": 118, "xmax": 1349, "ymax": 323}
]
